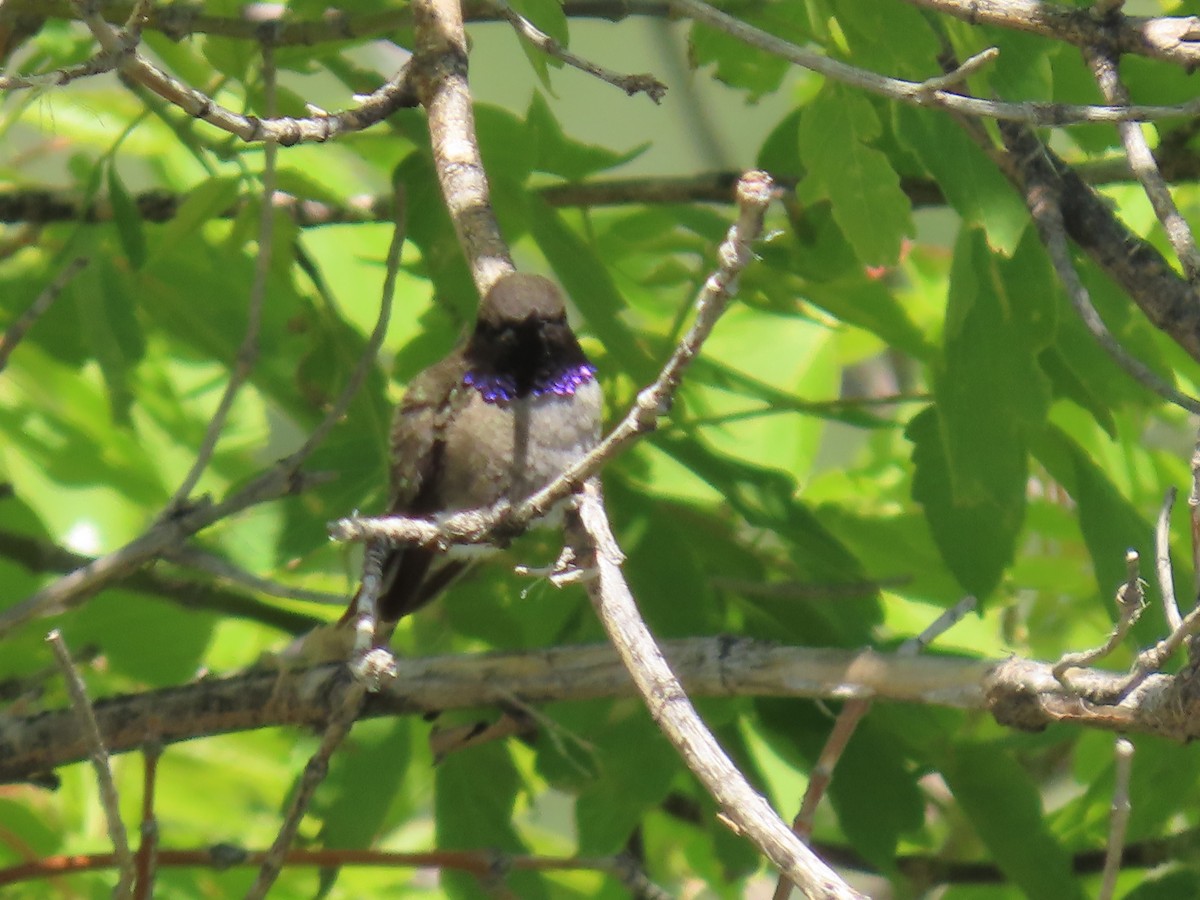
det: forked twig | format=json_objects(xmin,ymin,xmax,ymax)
[{"xmin": 1054, "ymin": 551, "xmax": 1145, "ymax": 689}]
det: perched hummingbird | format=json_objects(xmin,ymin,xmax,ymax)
[{"xmin": 357, "ymin": 272, "xmax": 601, "ymax": 628}]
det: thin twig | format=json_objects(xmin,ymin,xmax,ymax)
[
  {"xmin": 567, "ymin": 172, "xmax": 859, "ymax": 898},
  {"xmin": 1086, "ymin": 48, "xmax": 1200, "ymax": 279},
  {"xmin": 0, "ymin": 844, "xmax": 671, "ymax": 889},
  {"xmin": 1055, "ymin": 550, "xmax": 1145, "ymax": 688},
  {"xmin": 1099, "ymin": 737, "xmax": 1135, "ymax": 900},
  {"xmin": 669, "ymin": 0, "xmax": 1200, "ymax": 125},
  {"xmin": 244, "ymin": 677, "xmax": 367, "ymax": 899},
  {"xmin": 0, "ymin": 528, "xmax": 323, "ymax": 633},
  {"xmin": 331, "ymin": 171, "xmax": 782, "ymax": 551},
  {"xmin": 998, "ymin": 121, "xmax": 1200, "ymax": 414},
  {"xmin": 160, "ymin": 546, "xmax": 346, "ymax": 605},
  {"xmin": 121, "ymin": 0, "xmax": 153, "ymax": 39},
  {"xmin": 0, "ymin": 257, "xmax": 88, "ymax": 372},
  {"xmin": 772, "ymin": 596, "xmax": 977, "ymax": 900},
  {"xmin": 490, "ymin": 0, "xmax": 666, "ymax": 102},
  {"xmin": 0, "ymin": 52, "xmax": 126, "ymax": 91},
  {"xmin": 1155, "ymin": 487, "xmax": 1183, "ymax": 632},
  {"xmin": 46, "ymin": 629, "xmax": 136, "ymax": 899},
  {"xmin": 68, "ymin": 0, "xmax": 417, "ymax": 144},
  {"xmin": 1190, "ymin": 428, "xmax": 1200, "ymax": 602},
  {"xmin": 166, "ymin": 46, "xmax": 279, "ymax": 508},
  {"xmin": 133, "ymin": 740, "xmax": 161, "ymax": 900},
  {"xmin": 1119, "ymin": 595, "xmax": 1200, "ymax": 697}
]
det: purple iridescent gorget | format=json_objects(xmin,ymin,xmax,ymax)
[{"xmin": 464, "ymin": 363, "xmax": 597, "ymax": 404}]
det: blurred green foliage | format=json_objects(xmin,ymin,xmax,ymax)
[{"xmin": 2, "ymin": 1, "xmax": 1200, "ymax": 897}]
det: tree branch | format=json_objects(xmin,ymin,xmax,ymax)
[{"xmin": 8, "ymin": 638, "xmax": 1200, "ymax": 785}]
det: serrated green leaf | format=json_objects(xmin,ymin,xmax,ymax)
[
  {"xmin": 833, "ymin": 0, "xmax": 940, "ymax": 80},
  {"xmin": 937, "ymin": 228, "xmax": 1052, "ymax": 501},
  {"xmin": 798, "ymin": 85, "xmax": 912, "ymax": 266}
]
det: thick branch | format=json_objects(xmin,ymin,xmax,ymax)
[
  {"xmin": 412, "ymin": 0, "xmax": 514, "ymax": 295},
  {"xmin": 5, "ymin": 638, "xmax": 1199, "ymax": 785},
  {"xmin": 900, "ymin": 0, "xmax": 1200, "ymax": 70}
]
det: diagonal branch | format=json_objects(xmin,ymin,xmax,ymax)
[
  {"xmin": 998, "ymin": 120, "xmax": 1200, "ymax": 411},
  {"xmin": 47, "ymin": 630, "xmax": 135, "ymax": 899},
  {"xmin": 0, "ymin": 257, "xmax": 88, "ymax": 372},
  {"xmin": 1085, "ymin": 47, "xmax": 1200, "ymax": 279},
  {"xmin": 571, "ymin": 484, "xmax": 863, "ymax": 899}
]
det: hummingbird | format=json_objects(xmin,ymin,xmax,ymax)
[{"xmin": 353, "ymin": 272, "xmax": 601, "ymax": 631}]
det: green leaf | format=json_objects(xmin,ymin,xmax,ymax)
[
  {"xmin": 940, "ymin": 743, "xmax": 1086, "ymax": 900},
  {"xmin": 67, "ymin": 590, "xmax": 215, "ymax": 684},
  {"xmin": 893, "ymin": 106, "xmax": 1028, "ymax": 257},
  {"xmin": 833, "ymin": 0, "xmax": 940, "ymax": 80},
  {"xmin": 70, "ymin": 249, "xmax": 145, "ymax": 426},
  {"xmin": 576, "ymin": 714, "xmax": 681, "ymax": 853},
  {"xmin": 527, "ymin": 196, "xmax": 659, "ymax": 382},
  {"xmin": 803, "ymin": 277, "xmax": 932, "ymax": 359},
  {"xmin": 1124, "ymin": 871, "xmax": 1200, "ymax": 900},
  {"xmin": 147, "ymin": 177, "xmax": 242, "ymax": 267},
  {"xmin": 394, "ymin": 152, "xmax": 477, "ymax": 323},
  {"xmin": 937, "ymin": 229, "xmax": 1053, "ymax": 500},
  {"xmin": 311, "ymin": 720, "xmax": 412, "ymax": 893},
  {"xmin": 656, "ymin": 434, "xmax": 878, "ymax": 645},
  {"xmin": 798, "ymin": 85, "xmax": 913, "ymax": 266},
  {"xmin": 106, "ymin": 163, "xmax": 146, "ymax": 269},
  {"xmin": 829, "ymin": 719, "xmax": 924, "ymax": 873},
  {"xmin": 1032, "ymin": 425, "xmax": 1154, "ymax": 624},
  {"xmin": 911, "ymin": 228, "xmax": 1054, "ymax": 597},
  {"xmin": 436, "ymin": 743, "xmax": 549, "ymax": 899},
  {"xmin": 526, "ymin": 92, "xmax": 648, "ymax": 180},
  {"xmin": 908, "ymin": 407, "xmax": 1019, "ymax": 599}
]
